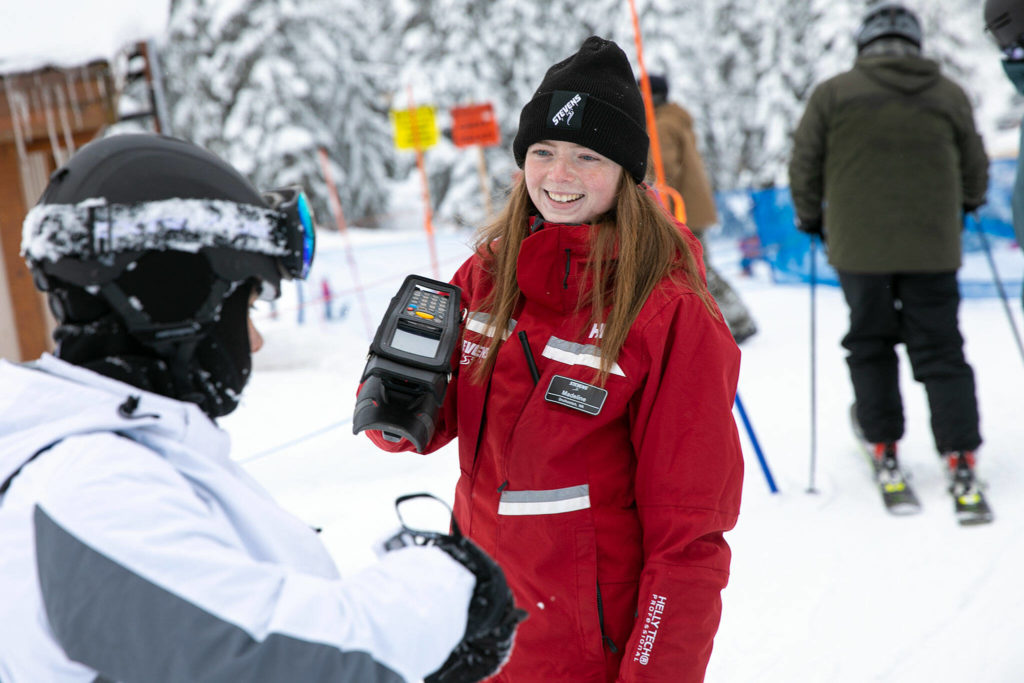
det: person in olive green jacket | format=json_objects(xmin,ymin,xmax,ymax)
[
  {"xmin": 789, "ymin": 3, "xmax": 989, "ymax": 497},
  {"xmin": 648, "ymin": 74, "xmax": 758, "ymax": 343}
]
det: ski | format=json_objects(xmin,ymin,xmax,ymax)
[
  {"xmin": 850, "ymin": 406, "xmax": 921, "ymax": 515},
  {"xmin": 945, "ymin": 453, "xmax": 994, "ymax": 526},
  {"xmin": 862, "ymin": 443, "xmax": 922, "ymax": 515},
  {"xmin": 949, "ymin": 486, "xmax": 994, "ymax": 525}
]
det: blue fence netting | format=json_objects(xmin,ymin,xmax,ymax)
[{"xmin": 715, "ymin": 158, "xmax": 1023, "ymax": 298}]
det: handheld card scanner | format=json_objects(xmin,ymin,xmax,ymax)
[
  {"xmin": 354, "ymin": 275, "xmax": 463, "ymax": 452},
  {"xmin": 370, "ymin": 275, "xmax": 462, "ymax": 373}
]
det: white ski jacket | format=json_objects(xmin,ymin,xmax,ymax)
[{"xmin": 0, "ymin": 354, "xmax": 473, "ymax": 683}]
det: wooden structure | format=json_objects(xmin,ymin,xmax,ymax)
[{"xmin": 0, "ymin": 42, "xmax": 165, "ymax": 362}]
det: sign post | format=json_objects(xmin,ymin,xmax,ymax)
[
  {"xmin": 451, "ymin": 102, "xmax": 501, "ymax": 219},
  {"xmin": 392, "ymin": 90, "xmax": 441, "ymax": 278}
]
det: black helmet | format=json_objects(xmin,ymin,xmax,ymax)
[
  {"xmin": 21, "ymin": 133, "xmax": 316, "ymax": 418},
  {"xmin": 985, "ymin": 0, "xmax": 1024, "ymax": 51},
  {"xmin": 856, "ymin": 3, "xmax": 923, "ymax": 52}
]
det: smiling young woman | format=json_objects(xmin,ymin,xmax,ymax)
[{"xmin": 366, "ymin": 36, "xmax": 744, "ymax": 683}]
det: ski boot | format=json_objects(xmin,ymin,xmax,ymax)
[
  {"xmin": 870, "ymin": 442, "xmax": 920, "ymax": 514},
  {"xmin": 849, "ymin": 405, "xmax": 920, "ymax": 514},
  {"xmin": 873, "ymin": 443, "xmax": 907, "ymax": 488},
  {"xmin": 943, "ymin": 451, "xmax": 993, "ymax": 525}
]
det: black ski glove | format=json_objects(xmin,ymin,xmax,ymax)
[
  {"xmin": 383, "ymin": 494, "xmax": 527, "ymax": 683},
  {"xmin": 424, "ymin": 533, "xmax": 527, "ymax": 683}
]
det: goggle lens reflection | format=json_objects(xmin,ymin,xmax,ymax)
[{"xmin": 296, "ymin": 191, "xmax": 315, "ymax": 279}]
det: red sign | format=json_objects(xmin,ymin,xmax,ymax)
[{"xmin": 451, "ymin": 102, "xmax": 500, "ymax": 148}]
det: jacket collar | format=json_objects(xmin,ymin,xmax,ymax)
[
  {"xmin": 0, "ymin": 354, "xmax": 227, "ymax": 485},
  {"xmin": 517, "ymin": 220, "xmax": 599, "ymax": 314}
]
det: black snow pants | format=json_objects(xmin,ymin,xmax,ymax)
[{"xmin": 837, "ymin": 271, "xmax": 981, "ymax": 454}]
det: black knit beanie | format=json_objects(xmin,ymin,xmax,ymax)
[{"xmin": 513, "ymin": 36, "xmax": 649, "ymax": 183}]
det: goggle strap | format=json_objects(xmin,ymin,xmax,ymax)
[
  {"xmin": 23, "ymin": 198, "xmax": 290, "ymax": 264},
  {"xmin": 97, "ymin": 278, "xmax": 235, "ymax": 355}
]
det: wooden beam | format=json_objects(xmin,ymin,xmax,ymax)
[
  {"xmin": 0, "ymin": 63, "xmax": 118, "ymax": 148},
  {"xmin": 0, "ymin": 61, "xmax": 121, "ymax": 360},
  {"xmin": 0, "ymin": 142, "xmax": 51, "ymax": 360}
]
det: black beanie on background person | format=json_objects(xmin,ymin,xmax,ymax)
[
  {"xmin": 647, "ymin": 74, "xmax": 668, "ymax": 97},
  {"xmin": 513, "ymin": 36, "xmax": 649, "ymax": 184},
  {"xmin": 646, "ymin": 74, "xmax": 669, "ymax": 107}
]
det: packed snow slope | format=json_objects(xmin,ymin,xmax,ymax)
[{"xmin": 223, "ymin": 227, "xmax": 1024, "ymax": 683}]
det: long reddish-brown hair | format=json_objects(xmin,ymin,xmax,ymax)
[{"xmin": 470, "ymin": 169, "xmax": 719, "ymax": 384}]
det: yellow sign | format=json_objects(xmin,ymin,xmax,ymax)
[{"xmin": 391, "ymin": 105, "xmax": 439, "ymax": 150}]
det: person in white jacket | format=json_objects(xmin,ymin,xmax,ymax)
[{"xmin": 0, "ymin": 133, "xmax": 521, "ymax": 683}]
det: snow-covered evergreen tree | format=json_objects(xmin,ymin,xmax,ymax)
[
  {"xmin": 153, "ymin": 0, "xmax": 1021, "ymax": 227},
  {"xmin": 162, "ymin": 0, "xmax": 396, "ymax": 226}
]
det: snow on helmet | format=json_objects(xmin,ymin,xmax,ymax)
[
  {"xmin": 21, "ymin": 133, "xmax": 316, "ymax": 418},
  {"xmin": 856, "ymin": 3, "xmax": 922, "ymax": 52},
  {"xmin": 985, "ymin": 0, "xmax": 1024, "ymax": 51}
]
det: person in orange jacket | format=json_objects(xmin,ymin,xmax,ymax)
[
  {"xmin": 367, "ymin": 36, "xmax": 744, "ymax": 682},
  {"xmin": 647, "ymin": 73, "xmax": 758, "ymax": 343}
]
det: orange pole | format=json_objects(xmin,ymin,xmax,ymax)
[
  {"xmin": 317, "ymin": 146, "xmax": 375, "ymax": 340},
  {"xmin": 661, "ymin": 185, "xmax": 687, "ymax": 224},
  {"xmin": 407, "ymin": 86, "xmax": 440, "ymax": 278},
  {"xmin": 477, "ymin": 146, "xmax": 494, "ymax": 219},
  {"xmin": 628, "ymin": 0, "xmax": 686, "ymax": 224}
]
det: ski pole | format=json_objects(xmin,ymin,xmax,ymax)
[
  {"xmin": 971, "ymin": 214, "xmax": 1024, "ymax": 366},
  {"xmin": 734, "ymin": 392, "xmax": 778, "ymax": 494},
  {"xmin": 807, "ymin": 234, "xmax": 819, "ymax": 494}
]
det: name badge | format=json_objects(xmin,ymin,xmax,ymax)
[{"xmin": 544, "ymin": 375, "xmax": 607, "ymax": 416}]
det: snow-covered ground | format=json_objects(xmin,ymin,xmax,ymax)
[{"xmin": 222, "ymin": 225, "xmax": 1024, "ymax": 682}]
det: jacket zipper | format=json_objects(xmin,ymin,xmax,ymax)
[
  {"xmin": 596, "ymin": 582, "xmax": 618, "ymax": 653},
  {"xmin": 563, "ymin": 249, "xmax": 572, "ymax": 289},
  {"xmin": 496, "ymin": 331, "xmax": 544, "ymax": 490},
  {"xmin": 0, "ymin": 441, "xmax": 60, "ymax": 499},
  {"xmin": 470, "ymin": 375, "xmax": 493, "ymax": 473}
]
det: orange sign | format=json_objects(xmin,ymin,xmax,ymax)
[{"xmin": 451, "ymin": 102, "xmax": 500, "ymax": 148}]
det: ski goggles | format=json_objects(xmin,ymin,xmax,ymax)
[
  {"xmin": 23, "ymin": 189, "xmax": 317, "ymax": 293},
  {"xmin": 381, "ymin": 493, "xmax": 461, "ymax": 551},
  {"xmin": 262, "ymin": 186, "xmax": 316, "ymax": 280},
  {"xmin": 1002, "ymin": 50, "xmax": 1024, "ymax": 95}
]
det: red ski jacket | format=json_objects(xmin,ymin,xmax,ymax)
[{"xmin": 370, "ymin": 220, "xmax": 743, "ymax": 682}]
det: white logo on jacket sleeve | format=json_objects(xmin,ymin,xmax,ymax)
[
  {"xmin": 632, "ymin": 594, "xmax": 667, "ymax": 665},
  {"xmin": 460, "ymin": 339, "xmax": 488, "ymax": 365}
]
